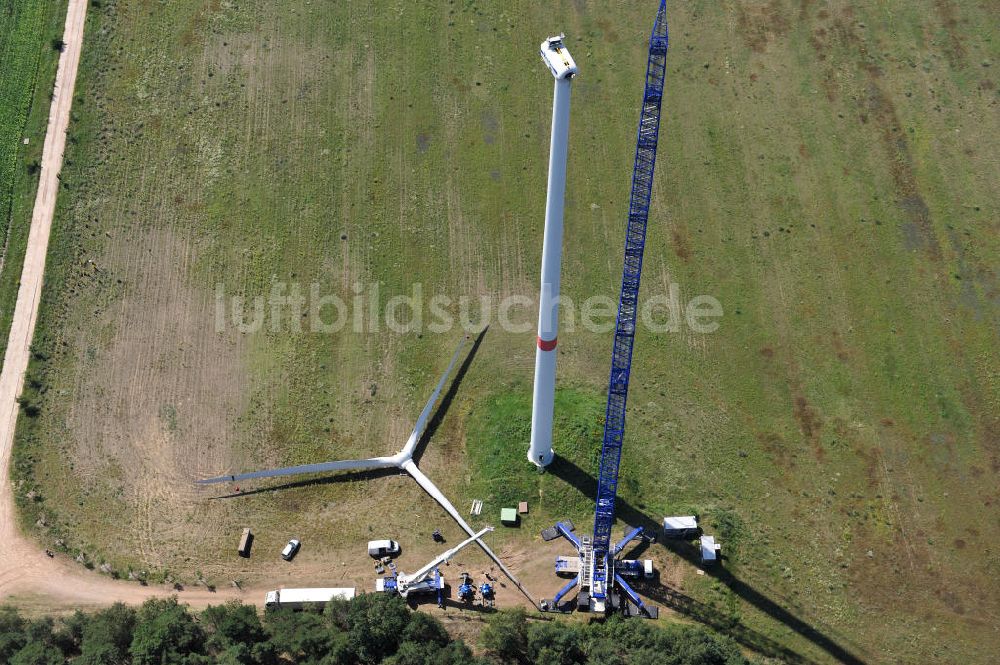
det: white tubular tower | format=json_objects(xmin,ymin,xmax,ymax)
[{"xmin": 530, "ymin": 35, "xmax": 577, "ymax": 468}]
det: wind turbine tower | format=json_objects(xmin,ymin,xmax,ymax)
[{"xmin": 529, "ymin": 35, "xmax": 577, "ymax": 468}]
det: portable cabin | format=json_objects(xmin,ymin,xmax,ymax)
[
  {"xmin": 700, "ymin": 535, "xmax": 721, "ymax": 565},
  {"xmin": 663, "ymin": 515, "xmax": 699, "ymax": 538}
]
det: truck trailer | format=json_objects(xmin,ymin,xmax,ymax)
[
  {"xmin": 238, "ymin": 528, "xmax": 253, "ymax": 557},
  {"xmin": 264, "ymin": 587, "xmax": 356, "ymax": 610}
]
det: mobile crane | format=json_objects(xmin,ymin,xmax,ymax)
[
  {"xmin": 540, "ymin": 0, "xmax": 668, "ymax": 618},
  {"xmin": 377, "ymin": 527, "xmax": 494, "ymax": 606}
]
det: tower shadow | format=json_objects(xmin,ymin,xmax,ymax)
[
  {"xmin": 547, "ymin": 454, "xmax": 661, "ymax": 534},
  {"xmin": 547, "ymin": 455, "xmax": 867, "ymax": 665}
]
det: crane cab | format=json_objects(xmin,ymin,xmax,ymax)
[{"xmin": 540, "ymin": 34, "xmax": 578, "ymax": 80}]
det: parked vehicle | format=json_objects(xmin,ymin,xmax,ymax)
[
  {"xmin": 264, "ymin": 587, "xmax": 355, "ymax": 610},
  {"xmin": 281, "ymin": 539, "xmax": 301, "ymax": 561},
  {"xmin": 367, "ymin": 539, "xmax": 400, "ymax": 557}
]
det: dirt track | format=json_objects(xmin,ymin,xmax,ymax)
[{"xmin": 0, "ymin": 0, "xmax": 250, "ymax": 612}]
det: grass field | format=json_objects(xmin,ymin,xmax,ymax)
[{"xmin": 9, "ymin": 0, "xmax": 999, "ymax": 662}]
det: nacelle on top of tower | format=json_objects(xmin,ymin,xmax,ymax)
[{"xmin": 540, "ymin": 34, "xmax": 577, "ymax": 80}]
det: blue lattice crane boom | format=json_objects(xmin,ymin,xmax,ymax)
[
  {"xmin": 540, "ymin": 0, "xmax": 668, "ymax": 617},
  {"xmin": 593, "ymin": 0, "xmax": 668, "ymax": 564}
]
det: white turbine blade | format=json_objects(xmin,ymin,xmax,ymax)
[
  {"xmin": 402, "ymin": 459, "xmax": 537, "ymax": 605},
  {"xmin": 197, "ymin": 335, "xmax": 470, "ymax": 487},
  {"xmin": 399, "ymin": 336, "xmax": 469, "ymax": 459},
  {"xmin": 196, "ymin": 456, "xmax": 397, "ymax": 485}
]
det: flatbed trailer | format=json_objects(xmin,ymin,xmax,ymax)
[{"xmin": 264, "ymin": 587, "xmax": 356, "ymax": 610}]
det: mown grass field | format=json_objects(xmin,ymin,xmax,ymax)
[{"xmin": 9, "ymin": 0, "xmax": 999, "ymax": 663}]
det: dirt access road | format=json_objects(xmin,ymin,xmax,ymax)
[{"xmin": 0, "ymin": 0, "xmax": 250, "ymax": 612}]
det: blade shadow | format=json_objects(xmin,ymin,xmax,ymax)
[
  {"xmin": 206, "ymin": 467, "xmax": 399, "ymax": 499},
  {"xmin": 412, "ymin": 326, "xmax": 488, "ymax": 464}
]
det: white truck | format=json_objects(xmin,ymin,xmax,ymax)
[{"xmin": 264, "ymin": 587, "xmax": 356, "ymax": 610}]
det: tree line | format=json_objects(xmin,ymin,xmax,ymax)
[{"xmin": 0, "ymin": 594, "xmax": 752, "ymax": 664}]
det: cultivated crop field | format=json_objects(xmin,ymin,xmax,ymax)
[
  {"xmin": 0, "ymin": 0, "xmax": 66, "ymax": 356},
  {"xmin": 9, "ymin": 0, "xmax": 998, "ymax": 663}
]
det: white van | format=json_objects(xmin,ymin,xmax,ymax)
[{"xmin": 367, "ymin": 539, "xmax": 400, "ymax": 557}]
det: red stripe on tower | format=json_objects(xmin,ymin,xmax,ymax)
[{"xmin": 537, "ymin": 336, "xmax": 558, "ymax": 351}]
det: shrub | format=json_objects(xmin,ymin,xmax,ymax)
[{"xmin": 481, "ymin": 608, "xmax": 529, "ymax": 664}]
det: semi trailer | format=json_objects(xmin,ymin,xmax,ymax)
[{"xmin": 264, "ymin": 587, "xmax": 356, "ymax": 610}]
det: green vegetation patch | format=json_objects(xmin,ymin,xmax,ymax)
[
  {"xmin": 0, "ymin": 0, "xmax": 46, "ymax": 230},
  {"xmin": 0, "ymin": 1, "xmax": 65, "ymax": 358},
  {"xmin": 466, "ymin": 386, "xmax": 604, "ymax": 523},
  {"xmin": 0, "ymin": 597, "xmax": 750, "ymax": 665}
]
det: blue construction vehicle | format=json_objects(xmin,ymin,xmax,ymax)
[
  {"xmin": 458, "ymin": 572, "xmax": 476, "ymax": 603},
  {"xmin": 540, "ymin": 0, "xmax": 668, "ymax": 619},
  {"xmin": 480, "ymin": 580, "xmax": 495, "ymax": 608}
]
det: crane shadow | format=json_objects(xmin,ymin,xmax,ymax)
[
  {"xmin": 659, "ymin": 540, "xmax": 867, "ymax": 665},
  {"xmin": 638, "ymin": 580, "xmax": 817, "ymax": 665},
  {"xmin": 438, "ymin": 597, "xmax": 498, "ymax": 615},
  {"xmin": 547, "ymin": 455, "xmax": 867, "ymax": 665}
]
